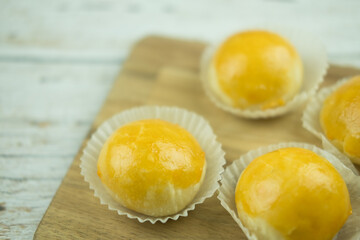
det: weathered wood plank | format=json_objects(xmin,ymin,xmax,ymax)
[
  {"xmin": 1, "ymin": 0, "xmax": 360, "ymax": 66},
  {"xmin": 0, "ymin": 62, "xmax": 118, "ymax": 239}
]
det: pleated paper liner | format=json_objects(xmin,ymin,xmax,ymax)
[
  {"xmin": 80, "ymin": 106, "xmax": 226, "ymax": 223},
  {"xmin": 201, "ymin": 26, "xmax": 328, "ymax": 118},
  {"xmin": 302, "ymin": 78, "xmax": 359, "ymax": 174},
  {"xmin": 218, "ymin": 142, "xmax": 360, "ymax": 240}
]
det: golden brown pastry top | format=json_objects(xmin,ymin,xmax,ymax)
[
  {"xmin": 212, "ymin": 30, "xmax": 303, "ymax": 110},
  {"xmin": 320, "ymin": 75, "xmax": 360, "ymax": 160},
  {"xmin": 97, "ymin": 119, "xmax": 205, "ymax": 210},
  {"xmin": 236, "ymin": 147, "xmax": 352, "ymax": 240}
]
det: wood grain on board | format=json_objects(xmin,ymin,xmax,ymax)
[{"xmin": 34, "ymin": 36, "xmax": 360, "ymax": 239}]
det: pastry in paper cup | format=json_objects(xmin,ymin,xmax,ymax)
[
  {"xmin": 302, "ymin": 76, "xmax": 360, "ymax": 172},
  {"xmin": 80, "ymin": 106, "xmax": 225, "ymax": 223},
  {"xmin": 218, "ymin": 142, "xmax": 360, "ymax": 240},
  {"xmin": 200, "ymin": 26, "xmax": 328, "ymax": 118}
]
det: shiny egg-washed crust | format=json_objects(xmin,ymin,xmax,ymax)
[
  {"xmin": 320, "ymin": 76, "xmax": 360, "ymax": 163},
  {"xmin": 97, "ymin": 119, "xmax": 206, "ymax": 217},
  {"xmin": 211, "ymin": 30, "xmax": 303, "ymax": 110},
  {"xmin": 235, "ymin": 147, "xmax": 352, "ymax": 240}
]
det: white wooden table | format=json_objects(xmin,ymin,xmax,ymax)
[{"xmin": 1, "ymin": 0, "xmax": 360, "ymax": 239}]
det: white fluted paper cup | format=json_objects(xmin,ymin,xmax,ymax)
[
  {"xmin": 80, "ymin": 106, "xmax": 226, "ymax": 223},
  {"xmin": 302, "ymin": 78, "xmax": 359, "ymax": 174},
  {"xmin": 218, "ymin": 142, "xmax": 360, "ymax": 240},
  {"xmin": 201, "ymin": 26, "xmax": 328, "ymax": 118}
]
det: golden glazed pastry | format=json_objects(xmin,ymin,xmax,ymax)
[
  {"xmin": 97, "ymin": 119, "xmax": 206, "ymax": 217},
  {"xmin": 320, "ymin": 75, "xmax": 360, "ymax": 164},
  {"xmin": 209, "ymin": 30, "xmax": 303, "ymax": 110},
  {"xmin": 235, "ymin": 147, "xmax": 352, "ymax": 240}
]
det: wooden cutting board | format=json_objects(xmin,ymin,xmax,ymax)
[{"xmin": 34, "ymin": 36, "xmax": 360, "ymax": 239}]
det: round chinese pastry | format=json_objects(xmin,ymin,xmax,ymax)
[
  {"xmin": 209, "ymin": 30, "xmax": 303, "ymax": 110},
  {"xmin": 235, "ymin": 147, "xmax": 352, "ymax": 240},
  {"xmin": 97, "ymin": 119, "xmax": 206, "ymax": 217},
  {"xmin": 320, "ymin": 75, "xmax": 360, "ymax": 164}
]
